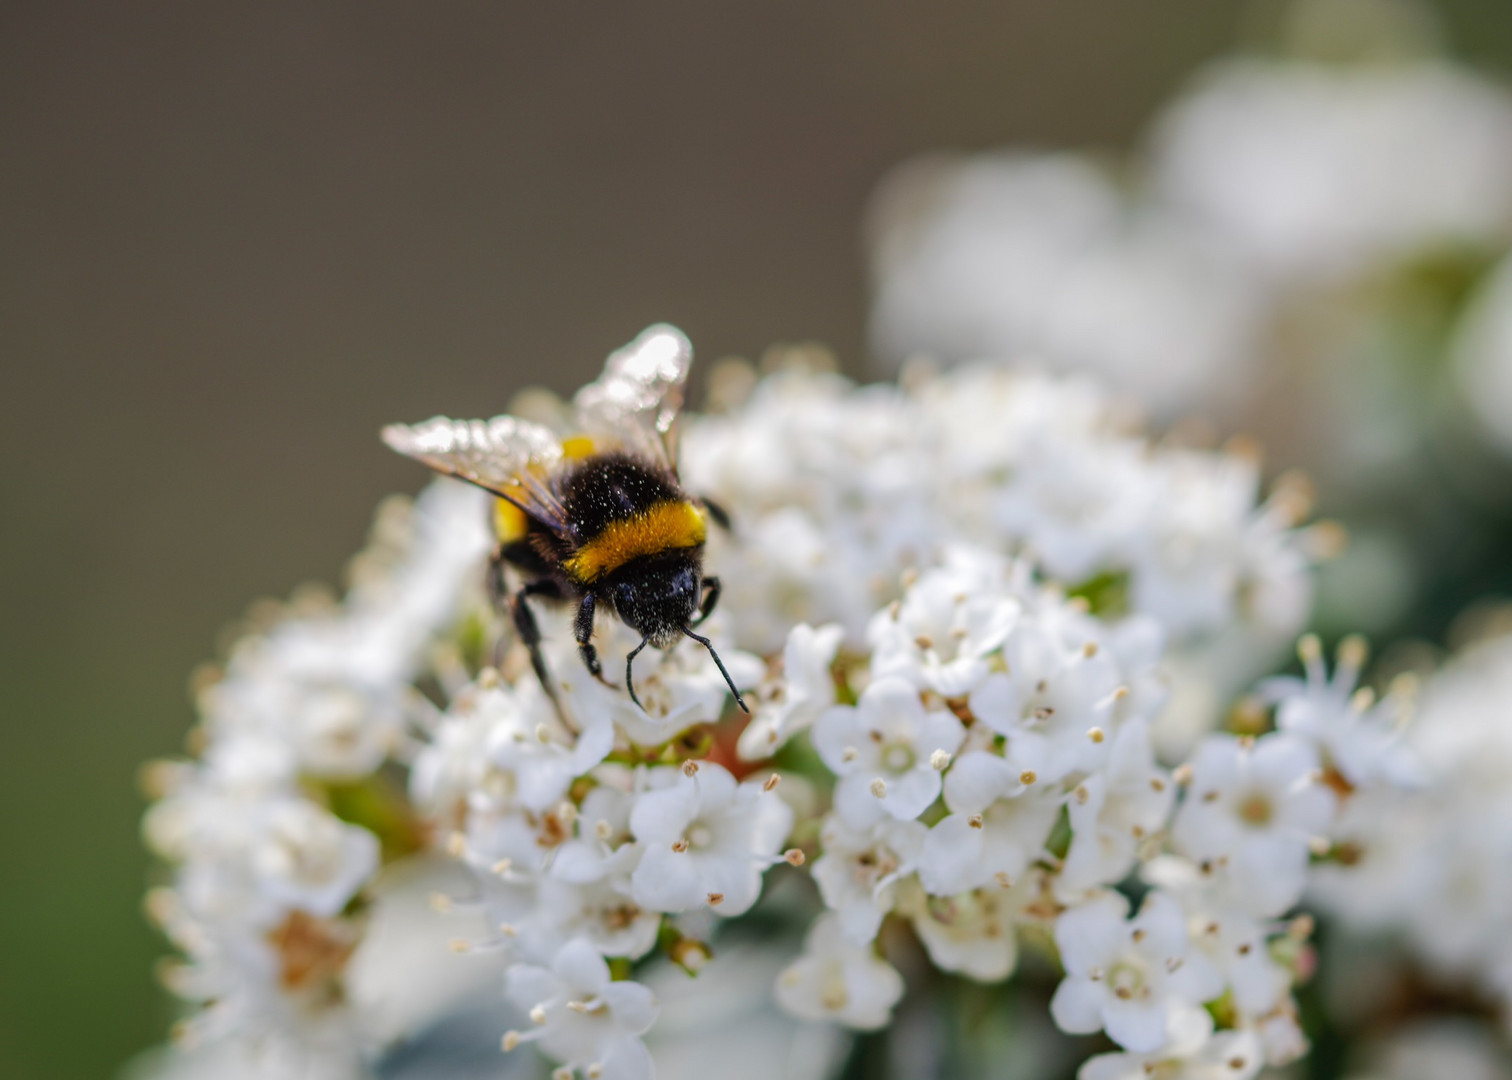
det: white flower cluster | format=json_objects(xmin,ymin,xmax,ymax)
[
  {"xmin": 1309, "ymin": 624, "xmax": 1512, "ymax": 1023},
  {"xmin": 870, "ymin": 48, "xmax": 1512, "ymax": 407},
  {"xmin": 139, "ymin": 480, "xmax": 495, "ymax": 1075},
  {"xmin": 866, "ymin": 36, "xmax": 1512, "ymax": 507},
  {"xmin": 410, "ymin": 606, "xmax": 789, "ymax": 1080},
  {"xmin": 684, "ymin": 361, "xmax": 1321, "ymax": 753},
  {"xmin": 766, "ymin": 546, "xmax": 1414, "ymax": 1076},
  {"xmin": 139, "ymin": 335, "xmax": 1383, "ymax": 1080}
]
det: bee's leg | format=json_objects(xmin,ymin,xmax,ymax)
[
  {"xmin": 486, "ymin": 546, "xmax": 511, "ymax": 614},
  {"xmin": 692, "ymin": 575, "xmax": 722, "ymax": 628},
  {"xmin": 488, "ymin": 549, "xmax": 516, "ymax": 669},
  {"xmin": 575, "ymin": 591, "xmax": 618, "ymax": 691},
  {"xmin": 511, "ymin": 581, "xmax": 566, "ymax": 719},
  {"xmin": 697, "ymin": 495, "xmax": 733, "ymax": 533}
]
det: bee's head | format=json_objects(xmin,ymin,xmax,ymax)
[{"xmin": 605, "ymin": 552, "xmax": 701, "ymax": 649}]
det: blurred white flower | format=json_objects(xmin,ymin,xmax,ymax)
[
  {"xmin": 867, "ymin": 153, "xmax": 1264, "ymax": 418},
  {"xmin": 1172, "ymin": 733, "xmax": 1336, "ymax": 917},
  {"xmin": 1059, "ymin": 720, "xmax": 1174, "ymax": 893},
  {"xmin": 249, "ymin": 800, "xmax": 380, "ymax": 920},
  {"xmin": 1149, "ymin": 59, "xmax": 1512, "ymax": 283},
  {"xmin": 774, "ymin": 914, "xmax": 906, "ymax": 1031},
  {"xmin": 1050, "ymin": 890, "xmax": 1224, "ymax": 1053},
  {"xmin": 738, "ymin": 622, "xmax": 843, "ymax": 760},
  {"xmin": 811, "ymin": 815, "xmax": 927, "ymax": 945},
  {"xmin": 1078, "ymin": 1006, "xmax": 1262, "ymax": 1080},
  {"xmin": 896, "ymin": 874, "xmax": 1043, "ymax": 983},
  {"xmin": 503, "ymin": 938, "xmax": 659, "ymax": 1080}
]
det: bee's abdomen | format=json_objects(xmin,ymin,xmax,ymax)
[{"xmin": 562, "ymin": 454, "xmax": 682, "ymax": 535}]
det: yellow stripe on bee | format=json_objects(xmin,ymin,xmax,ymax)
[
  {"xmin": 561, "ymin": 435, "xmax": 597, "ymax": 460},
  {"xmin": 565, "ymin": 500, "xmax": 706, "ymax": 583},
  {"xmin": 493, "ymin": 498, "xmax": 529, "ymax": 543}
]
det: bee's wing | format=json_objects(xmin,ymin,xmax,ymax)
[
  {"xmin": 573, "ymin": 324, "xmax": 692, "ymax": 475},
  {"xmin": 381, "ymin": 414, "xmax": 572, "ymax": 531}
]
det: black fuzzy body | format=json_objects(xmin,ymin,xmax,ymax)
[{"xmin": 495, "ymin": 451, "xmax": 705, "ymax": 652}]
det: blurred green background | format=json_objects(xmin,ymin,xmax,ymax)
[{"xmin": 2, "ymin": 3, "xmax": 1509, "ymax": 1078}]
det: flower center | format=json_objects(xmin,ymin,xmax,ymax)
[
  {"xmin": 820, "ymin": 964, "xmax": 850, "ymax": 1011},
  {"xmin": 882, "ymin": 743, "xmax": 915, "ymax": 773},
  {"xmin": 1107, "ymin": 959, "xmax": 1148, "ymax": 1000},
  {"xmin": 853, "ymin": 849, "xmax": 898, "ymax": 887},
  {"xmin": 1238, "ymin": 792, "xmax": 1273, "ymax": 827},
  {"xmin": 687, "ymin": 824, "xmax": 714, "ymax": 850}
]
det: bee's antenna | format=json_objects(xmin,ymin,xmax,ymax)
[
  {"xmin": 682, "ymin": 627, "xmax": 749, "ymax": 713},
  {"xmin": 625, "ymin": 637, "xmax": 649, "ymax": 713}
]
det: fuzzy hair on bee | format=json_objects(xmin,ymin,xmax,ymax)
[{"xmin": 382, "ymin": 325, "xmax": 747, "ymax": 718}]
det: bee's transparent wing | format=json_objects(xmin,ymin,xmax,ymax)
[
  {"xmin": 573, "ymin": 323, "xmax": 693, "ymax": 474},
  {"xmin": 381, "ymin": 415, "xmax": 571, "ymax": 529}
]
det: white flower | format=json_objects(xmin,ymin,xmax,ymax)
[
  {"xmin": 249, "ymin": 800, "xmax": 380, "ymax": 920},
  {"xmin": 811, "ymin": 815, "xmax": 927, "ymax": 945},
  {"xmin": 1078, "ymin": 1006, "xmax": 1262, "ymax": 1080},
  {"xmin": 1125, "ymin": 452, "xmax": 1265, "ymax": 638},
  {"xmin": 738, "ymin": 622, "xmax": 844, "ymax": 760},
  {"xmin": 1050, "ymin": 890, "xmax": 1223, "ymax": 1053},
  {"xmin": 503, "ymin": 939, "xmax": 659, "ymax": 1080},
  {"xmin": 628, "ymin": 763, "xmax": 793, "ymax": 915},
  {"xmin": 1261, "ymin": 635, "xmax": 1419, "ymax": 789},
  {"xmin": 812, "ymin": 677, "xmax": 966, "ymax": 828},
  {"xmin": 534, "ymin": 876, "xmax": 661, "ymax": 962},
  {"xmin": 966, "ymin": 620, "xmax": 1124, "ymax": 786},
  {"xmin": 485, "ymin": 682, "xmax": 615, "ymax": 814},
  {"xmin": 1142, "ymin": 856, "xmax": 1289, "ymax": 1020},
  {"xmin": 991, "ymin": 435, "xmax": 1152, "ymax": 584},
  {"xmin": 774, "ymin": 914, "xmax": 906, "ymax": 1031},
  {"xmin": 1254, "ymin": 1005, "xmax": 1308, "ymax": 1067},
  {"xmin": 1060, "ymin": 720, "xmax": 1174, "ymax": 893},
  {"xmin": 1149, "ymin": 59, "xmax": 1512, "ymax": 282},
  {"xmin": 543, "ymin": 614, "xmax": 762, "ymax": 749},
  {"xmin": 867, "ymin": 548, "xmax": 1021, "ymax": 697},
  {"xmin": 917, "ymin": 752, "xmax": 1060, "ymax": 897},
  {"xmin": 1172, "ymin": 733, "xmax": 1336, "ymax": 918},
  {"xmin": 895, "ymin": 874, "xmax": 1044, "ymax": 983},
  {"xmin": 866, "ymin": 152, "xmax": 1263, "ymax": 419},
  {"xmin": 551, "ymin": 781, "xmax": 640, "ymax": 885}
]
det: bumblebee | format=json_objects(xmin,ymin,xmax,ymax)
[{"xmin": 382, "ymin": 325, "xmax": 747, "ymax": 715}]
